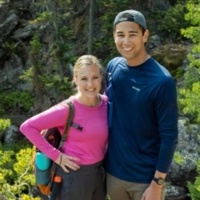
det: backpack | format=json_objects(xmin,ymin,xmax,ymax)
[{"xmin": 33, "ymin": 100, "xmax": 74, "ymax": 196}]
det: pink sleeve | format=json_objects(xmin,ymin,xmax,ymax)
[{"xmin": 20, "ymin": 103, "xmax": 69, "ymax": 161}]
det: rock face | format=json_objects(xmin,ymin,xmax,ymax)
[
  {"xmin": 0, "ymin": 0, "xmax": 174, "ymax": 93},
  {"xmin": 165, "ymin": 117, "xmax": 200, "ymax": 200},
  {"xmin": 169, "ymin": 118, "xmax": 199, "ymax": 185},
  {"xmin": 0, "ymin": 2, "xmax": 36, "ymax": 92}
]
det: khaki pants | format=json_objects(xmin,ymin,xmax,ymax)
[{"xmin": 106, "ymin": 173, "xmax": 165, "ymax": 200}]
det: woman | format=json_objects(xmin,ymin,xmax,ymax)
[{"xmin": 20, "ymin": 55, "xmax": 108, "ymax": 200}]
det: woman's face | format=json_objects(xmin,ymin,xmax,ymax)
[{"xmin": 74, "ymin": 64, "xmax": 102, "ymax": 99}]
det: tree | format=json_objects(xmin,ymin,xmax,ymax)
[
  {"xmin": 88, "ymin": 0, "xmax": 94, "ymax": 54},
  {"xmin": 21, "ymin": 0, "xmax": 76, "ymax": 113}
]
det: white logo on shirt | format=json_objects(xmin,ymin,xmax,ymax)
[{"xmin": 132, "ymin": 86, "xmax": 140, "ymax": 91}]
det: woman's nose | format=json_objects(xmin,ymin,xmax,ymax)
[{"xmin": 87, "ymin": 79, "xmax": 93, "ymax": 86}]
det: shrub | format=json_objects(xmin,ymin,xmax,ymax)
[
  {"xmin": 188, "ymin": 159, "xmax": 200, "ymax": 200},
  {"xmin": 0, "ymin": 119, "xmax": 11, "ymax": 132},
  {"xmin": 0, "ymin": 141, "xmax": 40, "ymax": 200},
  {"xmin": 0, "ymin": 91, "xmax": 34, "ymax": 115},
  {"xmin": 178, "ymin": 0, "xmax": 200, "ymax": 198},
  {"xmin": 158, "ymin": 2, "xmax": 190, "ymax": 41}
]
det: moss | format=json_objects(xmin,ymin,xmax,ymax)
[{"xmin": 150, "ymin": 44, "xmax": 187, "ymax": 80}]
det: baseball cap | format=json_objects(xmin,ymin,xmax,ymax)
[{"xmin": 113, "ymin": 10, "xmax": 147, "ymax": 30}]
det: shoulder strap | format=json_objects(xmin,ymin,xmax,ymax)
[{"xmin": 58, "ymin": 101, "xmax": 74, "ymax": 149}]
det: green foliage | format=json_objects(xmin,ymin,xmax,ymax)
[
  {"xmin": 178, "ymin": 1, "xmax": 200, "ymax": 198},
  {"xmin": 29, "ymin": 34, "xmax": 42, "ymax": 55},
  {"xmin": 181, "ymin": 3, "xmax": 200, "ymax": 43},
  {"xmin": 178, "ymin": 0, "xmax": 200, "ymax": 123},
  {"xmin": 0, "ymin": 141, "xmax": 40, "ymax": 200},
  {"xmin": 107, "ymin": 195, "xmax": 111, "ymax": 200},
  {"xmin": 21, "ymin": 1, "xmax": 76, "ymax": 102},
  {"xmin": 2, "ymin": 41, "xmax": 18, "ymax": 55},
  {"xmin": 158, "ymin": 2, "xmax": 190, "ymax": 41},
  {"xmin": 95, "ymin": 0, "xmax": 131, "ymax": 65},
  {"xmin": 0, "ymin": 91, "xmax": 34, "ymax": 115},
  {"xmin": 36, "ymin": 12, "xmax": 53, "ymax": 22},
  {"xmin": 188, "ymin": 159, "xmax": 200, "ymax": 200},
  {"xmin": 20, "ymin": 34, "xmax": 44, "ymax": 87},
  {"xmin": 179, "ymin": 82, "xmax": 200, "ymax": 122},
  {"xmin": 173, "ymin": 152, "xmax": 184, "ymax": 165},
  {"xmin": 0, "ymin": 119, "xmax": 11, "ymax": 132}
]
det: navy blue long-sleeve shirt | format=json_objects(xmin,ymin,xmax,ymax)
[{"xmin": 106, "ymin": 57, "xmax": 178, "ymax": 183}]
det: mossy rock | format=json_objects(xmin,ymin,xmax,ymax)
[{"xmin": 150, "ymin": 44, "xmax": 187, "ymax": 80}]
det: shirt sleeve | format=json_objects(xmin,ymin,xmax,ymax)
[
  {"xmin": 20, "ymin": 102, "xmax": 69, "ymax": 161},
  {"xmin": 154, "ymin": 76, "xmax": 179, "ymax": 173}
]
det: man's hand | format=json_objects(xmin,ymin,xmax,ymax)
[{"xmin": 141, "ymin": 181, "xmax": 163, "ymax": 200}]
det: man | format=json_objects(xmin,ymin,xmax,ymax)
[{"xmin": 105, "ymin": 10, "xmax": 178, "ymax": 200}]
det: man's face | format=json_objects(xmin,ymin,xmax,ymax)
[{"xmin": 113, "ymin": 21, "xmax": 149, "ymax": 65}]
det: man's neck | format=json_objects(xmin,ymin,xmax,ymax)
[{"xmin": 126, "ymin": 52, "xmax": 150, "ymax": 67}]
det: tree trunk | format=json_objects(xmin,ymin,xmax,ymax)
[{"xmin": 88, "ymin": 0, "xmax": 94, "ymax": 54}]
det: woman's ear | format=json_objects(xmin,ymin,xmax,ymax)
[{"xmin": 73, "ymin": 76, "xmax": 78, "ymax": 86}]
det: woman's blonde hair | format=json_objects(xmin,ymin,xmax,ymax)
[{"xmin": 73, "ymin": 55, "xmax": 103, "ymax": 79}]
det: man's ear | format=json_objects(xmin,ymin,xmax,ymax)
[
  {"xmin": 143, "ymin": 29, "xmax": 149, "ymax": 44},
  {"xmin": 113, "ymin": 29, "xmax": 116, "ymax": 40}
]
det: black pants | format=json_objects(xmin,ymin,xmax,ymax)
[{"xmin": 51, "ymin": 161, "xmax": 106, "ymax": 200}]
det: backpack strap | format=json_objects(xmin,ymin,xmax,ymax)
[
  {"xmin": 58, "ymin": 101, "xmax": 74, "ymax": 150},
  {"xmin": 35, "ymin": 101, "xmax": 75, "ymax": 196}
]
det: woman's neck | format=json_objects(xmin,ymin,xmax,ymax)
[{"xmin": 75, "ymin": 94, "xmax": 101, "ymax": 107}]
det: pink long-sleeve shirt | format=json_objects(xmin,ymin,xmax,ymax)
[{"xmin": 20, "ymin": 95, "xmax": 108, "ymax": 165}]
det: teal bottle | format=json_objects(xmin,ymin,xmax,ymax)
[
  {"xmin": 35, "ymin": 152, "xmax": 52, "ymax": 185},
  {"xmin": 36, "ymin": 152, "xmax": 51, "ymax": 170}
]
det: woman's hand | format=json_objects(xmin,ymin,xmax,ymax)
[{"xmin": 55, "ymin": 153, "xmax": 81, "ymax": 173}]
